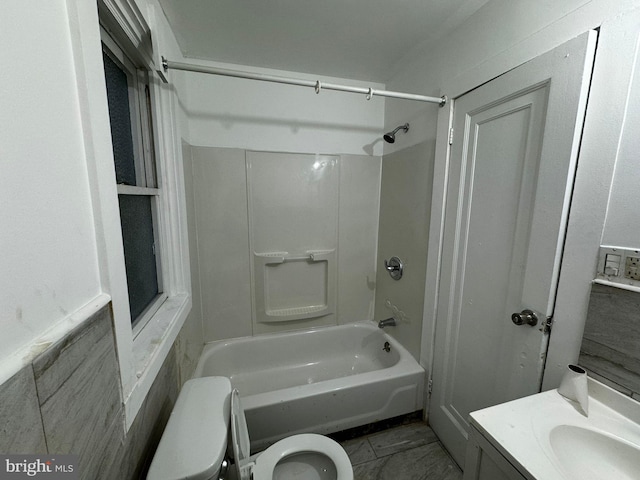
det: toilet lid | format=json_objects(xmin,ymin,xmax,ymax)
[
  {"xmin": 148, "ymin": 377, "xmax": 231, "ymax": 480},
  {"xmin": 252, "ymin": 434, "xmax": 354, "ymax": 480},
  {"xmin": 230, "ymin": 389, "xmax": 253, "ymax": 480}
]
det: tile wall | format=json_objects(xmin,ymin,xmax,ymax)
[
  {"xmin": 579, "ymin": 283, "xmax": 640, "ymax": 399},
  {"xmin": 0, "ymin": 304, "xmax": 185, "ymax": 479},
  {"xmin": 0, "ymin": 142, "xmax": 205, "ymax": 478}
]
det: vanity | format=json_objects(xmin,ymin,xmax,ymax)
[{"xmin": 463, "ymin": 378, "xmax": 640, "ymax": 480}]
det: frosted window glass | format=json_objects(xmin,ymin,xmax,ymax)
[
  {"xmin": 103, "ymin": 52, "xmax": 137, "ymax": 186},
  {"xmin": 118, "ymin": 195, "xmax": 159, "ymax": 322}
]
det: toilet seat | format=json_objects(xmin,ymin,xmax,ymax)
[
  {"xmin": 231, "ymin": 389, "xmax": 353, "ymax": 480},
  {"xmin": 252, "ymin": 433, "xmax": 353, "ymax": 480}
]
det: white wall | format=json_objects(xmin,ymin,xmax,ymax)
[
  {"xmin": 0, "ymin": 0, "xmax": 201, "ymax": 428},
  {"xmin": 382, "ymin": 0, "xmax": 640, "ymax": 388},
  {"xmin": 384, "ymin": 0, "xmax": 640, "ymax": 155},
  {"xmin": 545, "ymin": 9, "xmax": 640, "ymax": 387},
  {"xmin": 601, "ymin": 60, "xmax": 640, "ymax": 249},
  {"xmin": 0, "ymin": 0, "xmax": 102, "ymax": 381},
  {"xmin": 182, "ymin": 62, "xmax": 386, "ymax": 156}
]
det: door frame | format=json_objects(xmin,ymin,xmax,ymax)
[{"xmin": 421, "ymin": 28, "xmax": 613, "ymax": 418}]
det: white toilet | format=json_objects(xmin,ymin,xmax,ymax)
[{"xmin": 147, "ymin": 376, "xmax": 353, "ymax": 480}]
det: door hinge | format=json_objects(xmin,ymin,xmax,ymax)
[
  {"xmin": 448, "ymin": 128, "xmax": 454, "ymax": 145},
  {"xmin": 542, "ymin": 316, "xmax": 553, "ymax": 334},
  {"xmin": 427, "ymin": 378, "xmax": 433, "ymax": 396}
]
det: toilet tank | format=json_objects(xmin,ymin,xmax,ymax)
[{"xmin": 147, "ymin": 377, "xmax": 232, "ymax": 480}]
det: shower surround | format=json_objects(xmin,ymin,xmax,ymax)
[{"xmin": 184, "ymin": 145, "xmax": 382, "ymax": 341}]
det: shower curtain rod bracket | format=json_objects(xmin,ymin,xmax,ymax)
[{"xmin": 161, "ymin": 56, "xmax": 447, "ymax": 106}]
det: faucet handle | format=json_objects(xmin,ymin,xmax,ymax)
[
  {"xmin": 384, "ymin": 256, "xmax": 403, "ymax": 280},
  {"xmin": 384, "ymin": 260, "xmax": 399, "ymax": 271}
]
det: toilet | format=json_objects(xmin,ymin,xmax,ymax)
[{"xmin": 147, "ymin": 376, "xmax": 353, "ymax": 480}]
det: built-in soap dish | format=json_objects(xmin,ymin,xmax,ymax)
[{"xmin": 253, "ymin": 250, "xmax": 336, "ymax": 323}]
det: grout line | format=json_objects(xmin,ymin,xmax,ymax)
[
  {"xmin": 351, "ymin": 438, "xmax": 465, "ymax": 479},
  {"xmin": 30, "ymin": 363, "xmax": 49, "ymax": 454}
]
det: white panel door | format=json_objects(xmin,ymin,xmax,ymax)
[{"xmin": 429, "ymin": 32, "xmax": 596, "ymax": 465}]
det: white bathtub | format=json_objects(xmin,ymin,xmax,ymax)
[{"xmin": 194, "ymin": 321, "xmax": 425, "ymax": 450}]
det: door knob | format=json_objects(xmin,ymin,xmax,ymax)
[{"xmin": 511, "ymin": 309, "xmax": 538, "ymax": 327}]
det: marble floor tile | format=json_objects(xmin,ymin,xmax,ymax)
[
  {"xmin": 353, "ymin": 443, "xmax": 462, "ymax": 480},
  {"xmin": 340, "ymin": 438, "xmax": 376, "ymax": 466},
  {"xmin": 368, "ymin": 422, "xmax": 438, "ymax": 457}
]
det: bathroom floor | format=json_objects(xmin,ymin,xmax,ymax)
[{"xmin": 331, "ymin": 420, "xmax": 462, "ymax": 480}]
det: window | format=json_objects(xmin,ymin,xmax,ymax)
[
  {"xmin": 101, "ymin": 27, "xmax": 166, "ymax": 331},
  {"xmin": 71, "ymin": 0, "xmax": 192, "ymax": 427}
]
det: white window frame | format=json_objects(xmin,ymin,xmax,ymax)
[
  {"xmin": 70, "ymin": 0, "xmax": 191, "ymax": 428},
  {"xmin": 101, "ymin": 26, "xmax": 168, "ymax": 335}
]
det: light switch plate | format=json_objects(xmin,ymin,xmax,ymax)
[{"xmin": 597, "ymin": 246, "xmax": 640, "ymax": 288}]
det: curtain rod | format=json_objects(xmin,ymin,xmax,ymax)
[{"xmin": 161, "ymin": 57, "xmax": 446, "ymax": 106}]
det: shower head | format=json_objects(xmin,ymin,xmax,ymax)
[{"xmin": 383, "ymin": 123, "xmax": 410, "ymax": 143}]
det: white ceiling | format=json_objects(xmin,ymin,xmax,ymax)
[{"xmin": 157, "ymin": 0, "xmax": 491, "ymax": 82}]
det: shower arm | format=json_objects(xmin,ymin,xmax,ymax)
[{"xmin": 389, "ymin": 124, "xmax": 409, "ymax": 136}]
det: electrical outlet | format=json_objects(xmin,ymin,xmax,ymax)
[
  {"xmin": 625, "ymin": 256, "xmax": 640, "ymax": 280},
  {"xmin": 597, "ymin": 246, "xmax": 640, "ymax": 289}
]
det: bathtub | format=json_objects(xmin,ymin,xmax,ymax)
[{"xmin": 193, "ymin": 321, "xmax": 425, "ymax": 450}]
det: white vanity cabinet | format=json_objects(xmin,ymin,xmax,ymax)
[{"xmin": 463, "ymin": 425, "xmax": 528, "ymax": 480}]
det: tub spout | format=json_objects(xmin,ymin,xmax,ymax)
[{"xmin": 378, "ymin": 317, "xmax": 396, "ymax": 328}]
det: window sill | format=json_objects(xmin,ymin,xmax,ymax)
[
  {"xmin": 124, "ymin": 292, "xmax": 191, "ymax": 428},
  {"xmin": 132, "ymin": 292, "xmax": 168, "ymax": 340}
]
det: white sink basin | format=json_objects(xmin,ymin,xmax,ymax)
[
  {"xmin": 469, "ymin": 378, "xmax": 640, "ymax": 480},
  {"xmin": 550, "ymin": 425, "xmax": 640, "ymax": 480}
]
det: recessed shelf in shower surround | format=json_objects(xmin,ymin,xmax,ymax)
[
  {"xmin": 254, "ymin": 250, "xmax": 336, "ymax": 323},
  {"xmin": 266, "ymin": 305, "xmax": 329, "ymax": 318}
]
